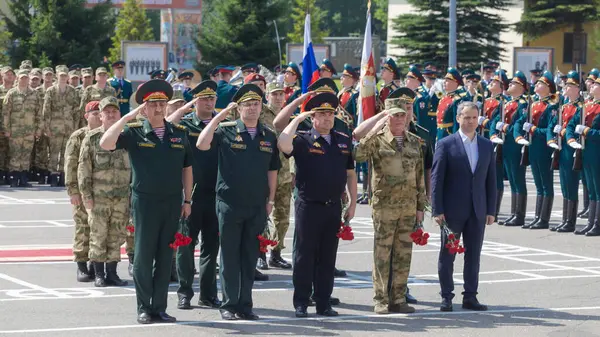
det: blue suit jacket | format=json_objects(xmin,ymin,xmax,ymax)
[{"xmin": 431, "ymin": 132, "xmax": 497, "ymax": 225}]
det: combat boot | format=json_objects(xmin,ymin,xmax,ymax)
[
  {"xmin": 505, "ymin": 194, "xmax": 527, "ymax": 227},
  {"xmin": 494, "ymin": 190, "xmax": 503, "ymax": 223},
  {"xmin": 522, "ymin": 195, "xmax": 543, "ymax": 229},
  {"xmin": 76, "ymin": 262, "xmax": 92, "ymax": 282},
  {"xmin": 499, "ymin": 192, "xmax": 515, "ymax": 225},
  {"xmin": 551, "ymin": 199, "xmax": 568, "ymax": 231},
  {"xmin": 558, "ymin": 200, "xmax": 578, "ymax": 233},
  {"xmin": 37, "ymin": 169, "xmax": 48, "ymax": 184},
  {"xmin": 18, "ymin": 171, "xmax": 31, "ymax": 187},
  {"xmin": 0, "ymin": 171, "xmax": 6, "ymax": 185},
  {"xmin": 9, "ymin": 171, "xmax": 18, "ymax": 188},
  {"xmin": 254, "ymin": 269, "xmax": 268, "ymax": 281},
  {"xmin": 105, "ymin": 262, "xmax": 128, "ymax": 286},
  {"xmin": 585, "ymin": 202, "xmax": 600, "ymax": 237},
  {"xmin": 268, "ymin": 249, "xmax": 292, "ymax": 269},
  {"xmin": 88, "ymin": 261, "xmax": 95, "ymax": 278},
  {"xmin": 578, "ymin": 185, "xmax": 590, "ymax": 218},
  {"xmin": 49, "ymin": 173, "xmax": 59, "ymax": 187},
  {"xmin": 575, "ymin": 201, "xmax": 596, "ymax": 235},
  {"xmin": 93, "ymin": 262, "xmax": 106, "ymax": 287},
  {"xmin": 127, "ymin": 253, "xmax": 134, "ymax": 277},
  {"xmin": 530, "ymin": 196, "xmax": 553, "ymax": 229},
  {"xmin": 58, "ymin": 172, "xmax": 65, "ymax": 187},
  {"xmin": 170, "ymin": 257, "xmax": 178, "ymax": 282}
]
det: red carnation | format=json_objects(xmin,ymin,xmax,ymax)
[{"xmin": 126, "ymin": 225, "xmax": 135, "ymax": 233}]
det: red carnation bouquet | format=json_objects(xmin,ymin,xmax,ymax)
[
  {"xmin": 257, "ymin": 235, "xmax": 278, "ymax": 253},
  {"xmin": 336, "ymin": 220, "xmax": 354, "ymax": 241},
  {"xmin": 169, "ymin": 232, "xmax": 193, "ymax": 249},
  {"xmin": 425, "ymin": 200, "xmax": 464, "ymax": 254},
  {"xmin": 126, "ymin": 225, "xmax": 135, "ymax": 233},
  {"xmin": 410, "ymin": 222, "xmax": 429, "ymax": 246}
]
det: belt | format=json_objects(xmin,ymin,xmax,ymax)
[
  {"xmin": 428, "ymin": 111, "xmax": 436, "ymax": 116},
  {"xmin": 437, "ymin": 122, "xmax": 453, "ymax": 128},
  {"xmin": 118, "ymin": 99, "xmax": 128, "ymax": 103},
  {"xmin": 300, "ymin": 199, "xmax": 339, "ymax": 206}
]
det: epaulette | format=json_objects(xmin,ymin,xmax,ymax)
[
  {"xmin": 126, "ymin": 122, "xmax": 143, "ymax": 128},
  {"xmin": 415, "ymin": 124, "xmax": 429, "ymax": 135},
  {"xmin": 407, "ymin": 131, "xmax": 422, "ymax": 142},
  {"xmin": 519, "ymin": 98, "xmax": 527, "ymax": 105},
  {"xmin": 124, "ymin": 79, "xmax": 131, "ymax": 83},
  {"xmin": 173, "ymin": 123, "xmax": 187, "ymax": 131},
  {"xmin": 334, "ymin": 130, "xmax": 350, "ymax": 138},
  {"xmin": 219, "ymin": 121, "xmax": 237, "ymax": 127}
]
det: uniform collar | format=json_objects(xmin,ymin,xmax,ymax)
[
  {"xmin": 379, "ymin": 125, "xmax": 396, "ymax": 145},
  {"xmin": 236, "ymin": 119, "xmax": 264, "ymax": 136},
  {"xmin": 309, "ymin": 127, "xmax": 332, "ymax": 142},
  {"xmin": 192, "ymin": 111, "xmax": 217, "ymax": 126},
  {"xmin": 143, "ymin": 119, "xmax": 172, "ymax": 135}
]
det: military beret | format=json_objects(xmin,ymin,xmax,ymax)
[
  {"xmin": 244, "ymin": 73, "xmax": 266, "ymax": 84},
  {"xmin": 55, "ymin": 65, "xmax": 69, "ymax": 75},
  {"xmin": 95, "ymin": 67, "xmax": 108, "ymax": 75},
  {"xmin": 17, "ymin": 69, "xmax": 30, "ymax": 78},
  {"xmin": 266, "ymin": 81, "xmax": 285, "ymax": 93},
  {"xmin": 81, "ymin": 67, "xmax": 93, "ymax": 77},
  {"xmin": 42, "ymin": 67, "xmax": 54, "ymax": 75},
  {"xmin": 99, "ymin": 97, "xmax": 120, "ymax": 111},
  {"xmin": 304, "ymin": 92, "xmax": 339, "ymax": 112},
  {"xmin": 29, "ymin": 68, "xmax": 42, "ymax": 78},
  {"xmin": 135, "ymin": 79, "xmax": 173, "ymax": 104},
  {"xmin": 189, "ymin": 80, "xmax": 217, "ymax": 98},
  {"xmin": 168, "ymin": 90, "xmax": 185, "ymax": 104},
  {"xmin": 85, "ymin": 101, "xmax": 101, "ymax": 113},
  {"xmin": 232, "ymin": 83, "xmax": 263, "ymax": 104}
]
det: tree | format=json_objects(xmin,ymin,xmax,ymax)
[
  {"xmin": 3, "ymin": 0, "xmax": 115, "ymax": 68},
  {"xmin": 109, "ymin": 0, "xmax": 155, "ymax": 63},
  {"xmin": 516, "ymin": 0, "xmax": 599, "ymax": 67},
  {"xmin": 390, "ymin": 0, "xmax": 512, "ymax": 70},
  {"xmin": 0, "ymin": 20, "xmax": 13, "ymax": 65},
  {"xmin": 196, "ymin": 0, "xmax": 287, "ymax": 72},
  {"xmin": 288, "ymin": 0, "xmax": 328, "ymax": 43},
  {"xmin": 314, "ymin": 0, "xmax": 388, "ymax": 40}
]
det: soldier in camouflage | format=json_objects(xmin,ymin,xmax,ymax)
[
  {"xmin": 78, "ymin": 97, "xmax": 130, "ymax": 288},
  {"xmin": 31, "ymin": 67, "xmax": 55, "ymax": 183},
  {"xmin": 66, "ymin": 100, "xmax": 102, "ymax": 282},
  {"xmin": 0, "ymin": 66, "xmax": 16, "ymax": 184},
  {"xmin": 354, "ymin": 98, "xmax": 426, "ymax": 315},
  {"xmin": 78, "ymin": 67, "xmax": 117, "ymax": 129},
  {"xmin": 29, "ymin": 68, "xmax": 42, "ymax": 89},
  {"xmin": 43, "ymin": 65, "xmax": 80, "ymax": 186},
  {"xmin": 3, "ymin": 69, "xmax": 42, "ymax": 187},
  {"xmin": 69, "ymin": 70, "xmax": 80, "ymax": 89}
]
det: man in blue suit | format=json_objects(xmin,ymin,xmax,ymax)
[{"xmin": 431, "ymin": 101, "xmax": 496, "ymax": 312}]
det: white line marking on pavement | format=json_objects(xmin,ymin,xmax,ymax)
[
  {"xmin": 0, "ymin": 194, "xmax": 27, "ymax": 204},
  {"xmin": 45, "ymin": 221, "xmax": 71, "ymax": 227},
  {"xmin": 1, "ymin": 305, "xmax": 599, "ymax": 334},
  {"xmin": 0, "ymin": 273, "xmax": 69, "ymax": 298},
  {"xmin": 0, "ymin": 219, "xmax": 73, "ymax": 223}
]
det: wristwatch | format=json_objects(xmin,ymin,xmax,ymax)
[{"xmin": 184, "ymin": 200, "xmax": 192, "ymax": 204}]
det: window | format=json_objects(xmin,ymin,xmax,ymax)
[{"xmin": 564, "ymin": 32, "xmax": 587, "ymax": 64}]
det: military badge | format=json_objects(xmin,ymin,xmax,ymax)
[
  {"xmin": 313, "ymin": 142, "xmax": 321, "ymax": 148},
  {"xmin": 337, "ymin": 143, "xmax": 348, "ymax": 149},
  {"xmin": 170, "ymin": 137, "xmax": 182, "ymax": 143},
  {"xmin": 234, "ymin": 134, "xmax": 243, "ymax": 142},
  {"xmin": 420, "ymin": 102, "xmax": 426, "ymax": 109},
  {"xmin": 260, "ymin": 141, "xmax": 271, "ymax": 147}
]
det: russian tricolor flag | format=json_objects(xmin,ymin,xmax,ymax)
[{"xmin": 301, "ymin": 14, "xmax": 320, "ymax": 93}]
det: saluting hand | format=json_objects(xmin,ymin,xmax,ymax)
[
  {"xmin": 216, "ymin": 103, "xmax": 237, "ymax": 122},
  {"xmin": 299, "ymin": 91, "xmax": 316, "ymax": 102},
  {"xmin": 295, "ymin": 111, "xmax": 314, "ymax": 123},
  {"xmin": 124, "ymin": 103, "xmax": 144, "ymax": 122}
]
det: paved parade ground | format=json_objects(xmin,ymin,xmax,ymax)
[{"xmin": 0, "ymin": 173, "xmax": 599, "ymax": 336}]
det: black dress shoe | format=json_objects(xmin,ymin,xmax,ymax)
[
  {"xmin": 295, "ymin": 306, "xmax": 308, "ymax": 318},
  {"xmin": 254, "ymin": 269, "xmax": 269, "ymax": 281},
  {"xmin": 310, "ymin": 296, "xmax": 340, "ymax": 306},
  {"xmin": 316, "ymin": 308, "xmax": 338, "ymax": 317},
  {"xmin": 137, "ymin": 312, "xmax": 153, "ymax": 324},
  {"xmin": 236, "ymin": 311, "xmax": 259, "ymax": 320},
  {"xmin": 406, "ymin": 291, "xmax": 418, "ymax": 304},
  {"xmin": 177, "ymin": 297, "xmax": 191, "ymax": 310},
  {"xmin": 333, "ymin": 268, "xmax": 347, "ymax": 277},
  {"xmin": 440, "ymin": 298, "xmax": 453, "ymax": 312},
  {"xmin": 153, "ymin": 312, "xmax": 176, "ymax": 323},
  {"xmin": 257, "ymin": 255, "xmax": 269, "ymax": 270},
  {"xmin": 220, "ymin": 310, "xmax": 237, "ymax": 320},
  {"xmin": 462, "ymin": 297, "xmax": 488, "ymax": 311},
  {"xmin": 198, "ymin": 297, "xmax": 222, "ymax": 308}
]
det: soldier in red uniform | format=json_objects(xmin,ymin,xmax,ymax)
[
  {"xmin": 435, "ymin": 68, "xmax": 469, "ymax": 142},
  {"xmin": 378, "ymin": 58, "xmax": 400, "ymax": 109},
  {"xmin": 284, "ymin": 62, "xmax": 302, "ymax": 105}
]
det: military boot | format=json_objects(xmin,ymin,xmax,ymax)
[
  {"xmin": 575, "ymin": 201, "xmax": 597, "ymax": 235},
  {"xmin": 58, "ymin": 172, "xmax": 65, "ymax": 187},
  {"xmin": 170, "ymin": 257, "xmax": 178, "ymax": 282},
  {"xmin": 531, "ymin": 196, "xmax": 553, "ymax": 229},
  {"xmin": 18, "ymin": 171, "xmax": 31, "ymax": 187},
  {"xmin": 585, "ymin": 202, "xmax": 600, "ymax": 237},
  {"xmin": 505, "ymin": 194, "xmax": 527, "ymax": 227},
  {"xmin": 93, "ymin": 262, "xmax": 106, "ymax": 287},
  {"xmin": 88, "ymin": 261, "xmax": 95, "ymax": 278},
  {"xmin": 523, "ymin": 195, "xmax": 543, "ymax": 229},
  {"xmin": 499, "ymin": 193, "xmax": 516, "ymax": 225},
  {"xmin": 127, "ymin": 253, "xmax": 134, "ymax": 277},
  {"xmin": 49, "ymin": 173, "xmax": 59, "ymax": 187},
  {"xmin": 578, "ymin": 185, "xmax": 590, "ymax": 218},
  {"xmin": 9, "ymin": 171, "xmax": 18, "ymax": 188},
  {"xmin": 105, "ymin": 262, "xmax": 128, "ymax": 286},
  {"xmin": 268, "ymin": 249, "xmax": 292, "ymax": 269},
  {"xmin": 557, "ymin": 200, "xmax": 578, "ymax": 233},
  {"xmin": 37, "ymin": 169, "xmax": 48, "ymax": 185},
  {"xmin": 494, "ymin": 190, "xmax": 504, "ymax": 223},
  {"xmin": 76, "ymin": 262, "xmax": 92, "ymax": 282},
  {"xmin": 0, "ymin": 171, "xmax": 6, "ymax": 185},
  {"xmin": 551, "ymin": 199, "xmax": 568, "ymax": 231}
]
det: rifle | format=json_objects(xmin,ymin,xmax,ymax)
[
  {"xmin": 551, "ymin": 104, "xmax": 563, "ymax": 170},
  {"xmin": 495, "ymin": 96, "xmax": 504, "ymax": 164},
  {"xmin": 520, "ymin": 95, "xmax": 532, "ymax": 167},
  {"xmin": 573, "ymin": 99, "xmax": 585, "ymax": 171}
]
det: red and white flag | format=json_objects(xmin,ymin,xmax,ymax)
[{"xmin": 357, "ymin": 2, "xmax": 377, "ymax": 124}]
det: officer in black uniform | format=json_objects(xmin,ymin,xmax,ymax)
[{"xmin": 278, "ymin": 93, "xmax": 358, "ymax": 318}]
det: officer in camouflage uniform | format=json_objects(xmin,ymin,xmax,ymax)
[
  {"xmin": 43, "ymin": 65, "xmax": 80, "ymax": 186},
  {"xmin": 0, "ymin": 66, "xmax": 16, "ymax": 184},
  {"xmin": 78, "ymin": 97, "xmax": 130, "ymax": 288},
  {"xmin": 354, "ymin": 98, "xmax": 426, "ymax": 315},
  {"xmin": 66, "ymin": 100, "xmax": 102, "ymax": 282},
  {"xmin": 3, "ymin": 69, "xmax": 42, "ymax": 187},
  {"xmin": 78, "ymin": 67, "xmax": 116, "ymax": 129}
]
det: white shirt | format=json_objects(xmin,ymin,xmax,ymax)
[{"xmin": 459, "ymin": 129, "xmax": 478, "ymax": 173}]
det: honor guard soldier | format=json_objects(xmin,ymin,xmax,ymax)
[
  {"xmin": 479, "ymin": 70, "xmax": 509, "ymax": 221},
  {"xmin": 109, "ymin": 60, "xmax": 133, "ymax": 117},
  {"xmin": 571, "ymin": 76, "xmax": 600, "ymax": 236},
  {"xmin": 278, "ymin": 92, "xmax": 357, "ymax": 318},
  {"xmin": 518, "ymin": 70, "xmax": 559, "ymax": 229},
  {"xmin": 241, "ymin": 63, "xmax": 259, "ymax": 77},
  {"xmin": 215, "ymin": 65, "xmax": 239, "ymax": 111},
  {"xmin": 284, "ymin": 62, "xmax": 302, "ymax": 105},
  {"xmin": 404, "ymin": 65, "xmax": 433, "ymax": 138},
  {"xmin": 465, "ymin": 73, "xmax": 484, "ymax": 109},
  {"xmin": 490, "ymin": 71, "xmax": 529, "ymax": 227},
  {"xmin": 178, "ymin": 71, "xmax": 194, "ymax": 102},
  {"xmin": 319, "ymin": 59, "xmax": 337, "ymax": 79},
  {"xmin": 436, "ymin": 68, "xmax": 469, "ymax": 141},
  {"xmin": 338, "ymin": 64, "xmax": 360, "ymax": 126},
  {"xmin": 78, "ymin": 67, "xmax": 117, "ymax": 129},
  {"xmin": 149, "ymin": 69, "xmax": 167, "ymax": 80},
  {"xmin": 378, "ymin": 57, "xmax": 401, "ymax": 107},
  {"xmin": 99, "ymin": 79, "xmax": 194, "ymax": 324},
  {"xmin": 529, "ymin": 68, "xmax": 543, "ymax": 97},
  {"xmin": 165, "ymin": 80, "xmax": 223, "ymax": 310},
  {"xmin": 549, "ymin": 71, "xmax": 582, "ymax": 233},
  {"xmin": 196, "ymin": 84, "xmax": 280, "ymax": 321},
  {"xmin": 578, "ymin": 69, "xmax": 600, "ymax": 218}
]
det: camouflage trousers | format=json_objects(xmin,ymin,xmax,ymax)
[
  {"xmin": 0, "ymin": 135, "xmax": 8, "ymax": 171},
  {"xmin": 48, "ymin": 133, "xmax": 68, "ymax": 172},
  {"xmin": 270, "ymin": 181, "xmax": 292, "ymax": 251},
  {"xmin": 32, "ymin": 135, "xmax": 49, "ymax": 171},
  {"xmin": 72, "ymin": 204, "xmax": 90, "ymax": 262},
  {"xmin": 126, "ymin": 218, "xmax": 135, "ymax": 255},
  {"xmin": 372, "ymin": 209, "xmax": 414, "ymax": 306},
  {"xmin": 8, "ymin": 135, "xmax": 35, "ymax": 171},
  {"xmin": 88, "ymin": 196, "xmax": 129, "ymax": 262}
]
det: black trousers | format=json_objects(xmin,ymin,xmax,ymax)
[{"xmin": 292, "ymin": 198, "xmax": 341, "ymax": 311}]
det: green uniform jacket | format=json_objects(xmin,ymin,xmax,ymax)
[
  {"xmin": 108, "ymin": 77, "xmax": 133, "ymax": 116},
  {"xmin": 216, "ymin": 81, "xmax": 239, "ymax": 111}
]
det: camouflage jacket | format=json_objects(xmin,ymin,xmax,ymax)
[
  {"xmin": 43, "ymin": 84, "xmax": 80, "ymax": 134},
  {"xmin": 78, "ymin": 126, "xmax": 131, "ymax": 202},
  {"xmin": 2, "ymin": 87, "xmax": 42, "ymax": 135},
  {"xmin": 262, "ymin": 104, "xmax": 292, "ymax": 185},
  {"xmin": 64, "ymin": 127, "xmax": 89, "ymax": 196},
  {"xmin": 77, "ymin": 84, "xmax": 116, "ymax": 128},
  {"xmin": 0, "ymin": 85, "xmax": 12, "ymax": 130},
  {"xmin": 354, "ymin": 125, "xmax": 426, "ymax": 213}
]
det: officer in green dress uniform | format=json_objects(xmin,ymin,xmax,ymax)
[
  {"xmin": 578, "ymin": 69, "xmax": 600, "ymax": 218},
  {"xmin": 196, "ymin": 84, "xmax": 280, "ymax": 321},
  {"xmin": 517, "ymin": 70, "xmax": 558, "ymax": 230},
  {"xmin": 490, "ymin": 71, "xmax": 529, "ymax": 227},
  {"xmin": 99, "ymin": 79, "xmax": 194, "ymax": 324},
  {"xmin": 241, "ymin": 63, "xmax": 259, "ymax": 77},
  {"xmin": 435, "ymin": 68, "xmax": 469, "ymax": 141},
  {"xmin": 319, "ymin": 59, "xmax": 337, "ymax": 79},
  {"xmin": 178, "ymin": 71, "xmax": 195, "ymax": 102},
  {"xmin": 215, "ymin": 65, "xmax": 239, "ymax": 111},
  {"xmin": 108, "ymin": 60, "xmax": 133, "ymax": 117},
  {"xmin": 284, "ymin": 62, "xmax": 302, "ymax": 105},
  {"xmin": 548, "ymin": 70, "xmax": 582, "ymax": 233},
  {"xmin": 404, "ymin": 65, "xmax": 432, "ymax": 138},
  {"xmin": 465, "ymin": 73, "xmax": 484, "ymax": 109}
]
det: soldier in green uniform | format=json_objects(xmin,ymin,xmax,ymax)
[
  {"xmin": 80, "ymin": 68, "xmax": 94, "ymax": 91},
  {"xmin": 0, "ymin": 66, "xmax": 15, "ymax": 184},
  {"xmin": 78, "ymin": 67, "xmax": 117, "ymax": 129},
  {"xmin": 68, "ymin": 69, "xmax": 81, "ymax": 88},
  {"xmin": 32, "ymin": 67, "xmax": 54, "ymax": 183},
  {"xmin": 99, "ymin": 79, "xmax": 194, "ymax": 324},
  {"xmin": 423, "ymin": 69, "xmax": 441, "ymax": 136},
  {"xmin": 338, "ymin": 64, "xmax": 360, "ymax": 123},
  {"xmin": 196, "ymin": 84, "xmax": 280, "ymax": 321},
  {"xmin": 435, "ymin": 68, "xmax": 469, "ymax": 141},
  {"xmin": 529, "ymin": 69, "xmax": 542, "ymax": 96},
  {"xmin": 319, "ymin": 59, "xmax": 337, "ymax": 79},
  {"xmin": 215, "ymin": 65, "xmax": 239, "ymax": 111},
  {"xmin": 404, "ymin": 65, "xmax": 432, "ymax": 139},
  {"xmin": 465, "ymin": 73, "xmax": 484, "ymax": 109},
  {"xmin": 284, "ymin": 62, "xmax": 302, "ymax": 105},
  {"xmin": 109, "ymin": 60, "xmax": 133, "ymax": 117}
]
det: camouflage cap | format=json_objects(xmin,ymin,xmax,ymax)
[
  {"xmin": 384, "ymin": 98, "xmax": 408, "ymax": 116},
  {"xmin": 85, "ymin": 101, "xmax": 101, "ymax": 113},
  {"xmin": 81, "ymin": 67, "xmax": 93, "ymax": 77},
  {"xmin": 266, "ymin": 81, "xmax": 285, "ymax": 94},
  {"xmin": 42, "ymin": 67, "xmax": 54, "ymax": 75},
  {"xmin": 99, "ymin": 96, "xmax": 119, "ymax": 111},
  {"xmin": 19, "ymin": 60, "xmax": 33, "ymax": 70},
  {"xmin": 168, "ymin": 90, "xmax": 185, "ymax": 104},
  {"xmin": 95, "ymin": 67, "xmax": 108, "ymax": 75},
  {"xmin": 1, "ymin": 66, "xmax": 14, "ymax": 74},
  {"xmin": 17, "ymin": 69, "xmax": 30, "ymax": 78},
  {"xmin": 30, "ymin": 68, "xmax": 42, "ymax": 78},
  {"xmin": 55, "ymin": 65, "xmax": 69, "ymax": 75},
  {"xmin": 68, "ymin": 70, "xmax": 80, "ymax": 78}
]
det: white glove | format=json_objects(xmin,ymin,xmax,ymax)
[
  {"xmin": 478, "ymin": 116, "xmax": 486, "ymax": 126},
  {"xmin": 548, "ymin": 142, "xmax": 559, "ymax": 149},
  {"xmin": 553, "ymin": 125, "xmax": 562, "ymax": 134},
  {"xmin": 491, "ymin": 137, "xmax": 504, "ymax": 144},
  {"xmin": 495, "ymin": 122, "xmax": 505, "ymax": 131},
  {"xmin": 517, "ymin": 138, "xmax": 530, "ymax": 146},
  {"xmin": 569, "ymin": 142, "xmax": 582, "ymax": 149},
  {"xmin": 523, "ymin": 122, "xmax": 533, "ymax": 132},
  {"xmin": 575, "ymin": 125, "xmax": 586, "ymax": 134}
]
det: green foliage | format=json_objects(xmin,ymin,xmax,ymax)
[
  {"xmin": 0, "ymin": 19, "xmax": 12, "ymax": 65},
  {"xmin": 109, "ymin": 0, "xmax": 155, "ymax": 63},
  {"xmin": 390, "ymin": 0, "xmax": 512, "ymax": 70},
  {"xmin": 288, "ymin": 0, "xmax": 328, "ymax": 43},
  {"xmin": 516, "ymin": 0, "xmax": 599, "ymax": 39}
]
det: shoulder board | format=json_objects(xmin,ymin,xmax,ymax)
[
  {"xmin": 415, "ymin": 124, "xmax": 429, "ymax": 135},
  {"xmin": 126, "ymin": 122, "xmax": 143, "ymax": 128},
  {"xmin": 458, "ymin": 91, "xmax": 467, "ymax": 97},
  {"xmin": 219, "ymin": 121, "xmax": 237, "ymax": 127},
  {"xmin": 416, "ymin": 91, "xmax": 423, "ymax": 98},
  {"xmin": 407, "ymin": 131, "xmax": 422, "ymax": 141},
  {"xmin": 334, "ymin": 130, "xmax": 350, "ymax": 138},
  {"xmin": 519, "ymin": 98, "xmax": 527, "ymax": 104},
  {"xmin": 124, "ymin": 79, "xmax": 131, "ymax": 83},
  {"xmin": 87, "ymin": 128, "xmax": 103, "ymax": 136},
  {"xmin": 173, "ymin": 123, "xmax": 187, "ymax": 130}
]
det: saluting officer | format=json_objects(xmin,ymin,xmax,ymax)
[
  {"xmin": 278, "ymin": 93, "xmax": 357, "ymax": 318},
  {"xmin": 436, "ymin": 68, "xmax": 469, "ymax": 141},
  {"xmin": 196, "ymin": 84, "xmax": 280, "ymax": 321},
  {"xmin": 99, "ymin": 79, "xmax": 194, "ymax": 324}
]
